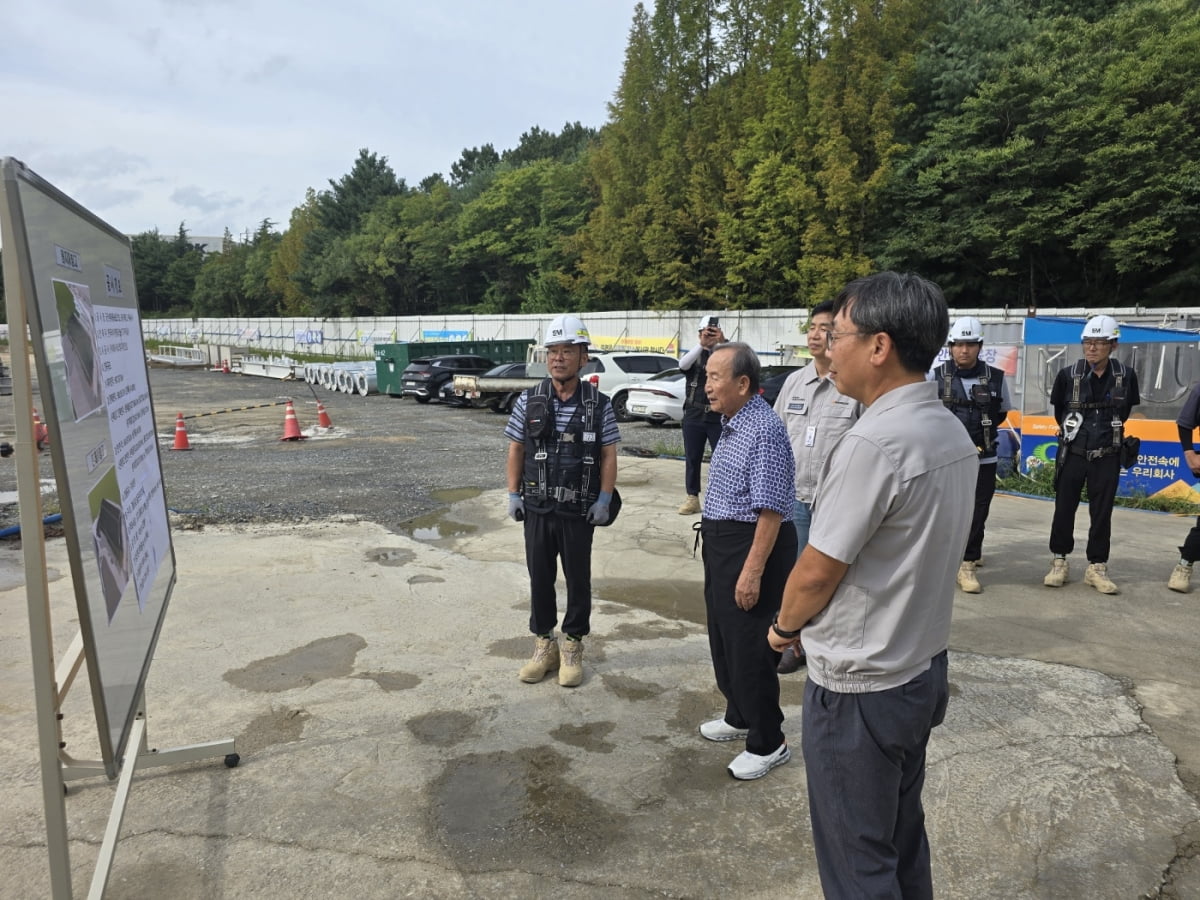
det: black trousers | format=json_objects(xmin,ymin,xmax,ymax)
[
  {"xmin": 1049, "ymin": 451, "xmax": 1121, "ymax": 562},
  {"xmin": 963, "ymin": 461, "xmax": 997, "ymax": 562},
  {"xmin": 524, "ymin": 509, "xmax": 595, "ymax": 637},
  {"xmin": 1179, "ymin": 519, "xmax": 1200, "ymax": 563},
  {"xmin": 701, "ymin": 517, "xmax": 797, "ymax": 756},
  {"xmin": 682, "ymin": 415, "xmax": 722, "ymax": 497}
]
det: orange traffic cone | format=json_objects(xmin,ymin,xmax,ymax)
[
  {"xmin": 280, "ymin": 400, "xmax": 306, "ymax": 441},
  {"xmin": 170, "ymin": 412, "xmax": 192, "ymax": 450},
  {"xmin": 316, "ymin": 400, "xmax": 333, "ymax": 429},
  {"xmin": 32, "ymin": 409, "xmax": 49, "ymax": 451}
]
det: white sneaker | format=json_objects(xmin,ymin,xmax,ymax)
[
  {"xmin": 699, "ymin": 718, "xmax": 749, "ymax": 742},
  {"xmin": 728, "ymin": 742, "xmax": 790, "ymax": 780}
]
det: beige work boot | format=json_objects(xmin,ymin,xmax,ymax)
[
  {"xmin": 518, "ymin": 636, "xmax": 560, "ymax": 683},
  {"xmin": 1168, "ymin": 563, "xmax": 1193, "ymax": 593},
  {"xmin": 677, "ymin": 495, "xmax": 701, "ymax": 515},
  {"xmin": 1043, "ymin": 557, "xmax": 1069, "ymax": 587},
  {"xmin": 1084, "ymin": 562, "xmax": 1119, "ymax": 595},
  {"xmin": 956, "ymin": 560, "xmax": 981, "ymax": 593},
  {"xmin": 558, "ymin": 638, "xmax": 584, "ymax": 687}
]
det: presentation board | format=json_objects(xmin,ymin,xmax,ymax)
[{"xmin": 1, "ymin": 158, "xmax": 176, "ymax": 777}]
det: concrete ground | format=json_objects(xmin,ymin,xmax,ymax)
[{"xmin": 1, "ymin": 456, "xmax": 1198, "ymax": 899}]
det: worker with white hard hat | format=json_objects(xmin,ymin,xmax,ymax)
[
  {"xmin": 504, "ymin": 313, "xmax": 621, "ymax": 687},
  {"xmin": 676, "ymin": 314, "xmax": 726, "ymax": 515},
  {"xmin": 932, "ymin": 316, "xmax": 1012, "ymax": 594},
  {"xmin": 1043, "ymin": 315, "xmax": 1140, "ymax": 594}
]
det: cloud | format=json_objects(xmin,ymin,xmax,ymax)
[
  {"xmin": 171, "ymin": 186, "xmax": 235, "ymax": 214},
  {"xmin": 245, "ymin": 54, "xmax": 290, "ymax": 84}
]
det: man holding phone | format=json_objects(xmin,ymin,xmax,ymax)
[{"xmin": 677, "ymin": 315, "xmax": 726, "ymax": 515}]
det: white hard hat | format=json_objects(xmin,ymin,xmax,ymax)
[
  {"xmin": 947, "ymin": 316, "xmax": 984, "ymax": 344},
  {"xmin": 1081, "ymin": 315, "xmax": 1119, "ymax": 341},
  {"xmin": 544, "ymin": 313, "xmax": 590, "ymax": 347}
]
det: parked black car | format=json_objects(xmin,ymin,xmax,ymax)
[
  {"xmin": 759, "ymin": 365, "xmax": 803, "ymax": 406},
  {"xmin": 400, "ymin": 355, "xmax": 495, "ymax": 403}
]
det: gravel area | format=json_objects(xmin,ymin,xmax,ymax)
[{"xmin": 0, "ymin": 366, "xmax": 681, "ymax": 534}]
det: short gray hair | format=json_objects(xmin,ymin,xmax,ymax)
[{"xmin": 713, "ymin": 341, "xmax": 761, "ymax": 394}]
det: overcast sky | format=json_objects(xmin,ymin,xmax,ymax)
[{"xmin": 4, "ymin": 0, "xmax": 642, "ymax": 239}]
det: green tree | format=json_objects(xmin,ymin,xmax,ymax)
[
  {"xmin": 192, "ymin": 229, "xmax": 249, "ymax": 316},
  {"xmin": 241, "ymin": 219, "xmax": 283, "ymax": 316},
  {"xmin": 315, "ymin": 149, "xmax": 403, "ymax": 235},
  {"xmin": 157, "ymin": 223, "xmax": 205, "ymax": 313},
  {"xmin": 130, "ymin": 228, "xmax": 176, "ymax": 314},
  {"xmin": 450, "ymin": 144, "xmax": 501, "ymax": 188},
  {"xmin": 878, "ymin": 0, "xmax": 1200, "ymax": 307},
  {"xmin": 269, "ymin": 190, "xmax": 318, "ymax": 315}
]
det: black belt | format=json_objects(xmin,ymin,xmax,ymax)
[{"xmin": 1067, "ymin": 443, "xmax": 1118, "ymax": 461}]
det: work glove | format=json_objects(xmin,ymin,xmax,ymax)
[
  {"xmin": 507, "ymin": 492, "xmax": 525, "ymax": 522},
  {"xmin": 586, "ymin": 491, "xmax": 612, "ymax": 526}
]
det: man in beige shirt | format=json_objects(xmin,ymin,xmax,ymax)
[{"xmin": 772, "ymin": 299, "xmax": 863, "ymax": 674}]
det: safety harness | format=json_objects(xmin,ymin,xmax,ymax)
[
  {"xmin": 524, "ymin": 378, "xmax": 603, "ymax": 513},
  {"xmin": 1065, "ymin": 358, "xmax": 1127, "ymax": 459},
  {"xmin": 938, "ymin": 362, "xmax": 1005, "ymax": 455},
  {"xmin": 684, "ymin": 349, "xmax": 713, "ymax": 415}
]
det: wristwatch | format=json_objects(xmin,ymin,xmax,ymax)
[{"xmin": 771, "ymin": 612, "xmax": 803, "ymax": 640}]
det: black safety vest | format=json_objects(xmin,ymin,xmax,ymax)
[
  {"xmin": 1066, "ymin": 359, "xmax": 1129, "ymax": 451},
  {"xmin": 683, "ymin": 349, "xmax": 716, "ymax": 420},
  {"xmin": 521, "ymin": 379, "xmax": 604, "ymax": 516},
  {"xmin": 938, "ymin": 361, "xmax": 1005, "ymax": 455}
]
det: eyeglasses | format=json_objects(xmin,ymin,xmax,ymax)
[
  {"xmin": 1082, "ymin": 339, "xmax": 1112, "ymax": 348},
  {"xmin": 826, "ymin": 330, "xmax": 870, "ymax": 347}
]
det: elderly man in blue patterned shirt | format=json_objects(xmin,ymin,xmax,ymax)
[{"xmin": 697, "ymin": 341, "xmax": 797, "ymax": 780}]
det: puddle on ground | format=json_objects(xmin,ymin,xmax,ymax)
[
  {"xmin": 670, "ymin": 688, "xmax": 727, "ymax": 735},
  {"xmin": 354, "ymin": 670, "xmax": 421, "ymax": 692},
  {"xmin": 660, "ymin": 746, "xmax": 734, "ymax": 797},
  {"xmin": 428, "ymin": 746, "xmax": 625, "ymax": 869},
  {"xmin": 399, "ymin": 511, "xmax": 479, "ymax": 542},
  {"xmin": 236, "ymin": 706, "xmax": 310, "ymax": 755},
  {"xmin": 407, "ymin": 710, "xmax": 479, "ymax": 747},
  {"xmin": 607, "ymin": 620, "xmax": 697, "ymax": 642},
  {"xmin": 490, "ymin": 636, "xmax": 535, "ymax": 660},
  {"xmin": 407, "ymin": 574, "xmax": 445, "ymax": 585},
  {"xmin": 430, "ymin": 487, "xmax": 483, "ymax": 504},
  {"xmin": 594, "ymin": 578, "xmax": 706, "ymax": 626},
  {"xmin": 550, "ymin": 720, "xmax": 616, "ymax": 753},
  {"xmin": 599, "ymin": 673, "xmax": 666, "ymax": 702},
  {"xmin": 223, "ymin": 633, "xmax": 367, "ymax": 692},
  {"xmin": 365, "ymin": 547, "xmax": 416, "ymax": 567}
]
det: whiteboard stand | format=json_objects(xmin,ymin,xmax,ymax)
[
  {"xmin": 16, "ymin": 329, "xmax": 239, "ymax": 900},
  {"xmin": 3, "ymin": 170, "xmax": 238, "ymax": 899}
]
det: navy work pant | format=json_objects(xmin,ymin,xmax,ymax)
[
  {"xmin": 803, "ymin": 651, "xmax": 949, "ymax": 900},
  {"xmin": 682, "ymin": 415, "xmax": 722, "ymax": 498},
  {"xmin": 700, "ymin": 517, "xmax": 797, "ymax": 756},
  {"xmin": 963, "ymin": 461, "xmax": 997, "ymax": 562},
  {"xmin": 524, "ymin": 509, "xmax": 595, "ymax": 637},
  {"xmin": 1180, "ymin": 518, "xmax": 1200, "ymax": 563},
  {"xmin": 1049, "ymin": 451, "xmax": 1120, "ymax": 562}
]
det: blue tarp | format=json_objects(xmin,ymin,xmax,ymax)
[{"xmin": 1024, "ymin": 316, "xmax": 1198, "ymax": 345}]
